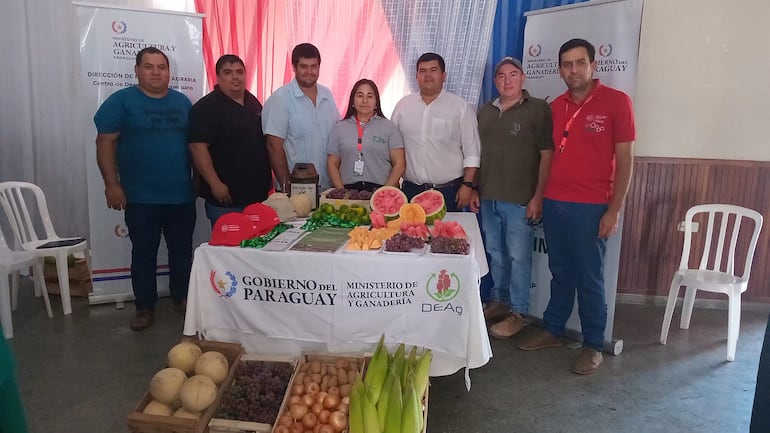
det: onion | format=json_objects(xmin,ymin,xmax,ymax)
[
  {"xmin": 279, "ymin": 414, "xmax": 293, "ymax": 427},
  {"xmin": 327, "ymin": 386, "xmax": 340, "ymax": 396},
  {"xmin": 341, "ymin": 396, "xmax": 349, "ymax": 405},
  {"xmin": 329, "ymin": 410, "xmax": 347, "ymax": 432},
  {"xmin": 335, "ymin": 358, "xmax": 349, "ymax": 369},
  {"xmin": 301, "ymin": 394, "xmax": 315, "ymax": 407},
  {"xmin": 289, "ymin": 403, "xmax": 309, "ymax": 420},
  {"xmin": 275, "ymin": 426, "xmax": 290, "ymax": 433},
  {"xmin": 302, "ymin": 413, "xmax": 318, "ymax": 429},
  {"xmin": 311, "ymin": 403, "xmax": 323, "ymax": 416},
  {"xmin": 337, "ymin": 403, "xmax": 349, "ymax": 415},
  {"xmin": 315, "ymin": 391, "xmax": 328, "ymax": 405},
  {"xmin": 310, "ymin": 361, "xmax": 321, "ymax": 374},
  {"xmin": 306, "ymin": 382, "xmax": 320, "ymax": 395},
  {"xmin": 328, "ymin": 376, "xmax": 338, "ymax": 387},
  {"xmin": 318, "ymin": 410, "xmax": 331, "ymax": 424},
  {"xmin": 318, "ymin": 425, "xmax": 334, "ymax": 433},
  {"xmin": 288, "ymin": 396, "xmax": 302, "ymax": 406},
  {"xmin": 295, "ymin": 372, "xmax": 306, "ymax": 384},
  {"xmin": 311, "ymin": 373, "xmax": 322, "ymax": 383},
  {"xmin": 291, "ymin": 384, "xmax": 305, "ymax": 396},
  {"xmin": 323, "ymin": 394, "xmax": 340, "ymax": 410},
  {"xmin": 290, "ymin": 421, "xmax": 304, "ymax": 433},
  {"xmin": 339, "ymin": 384, "xmax": 352, "ymax": 398}
]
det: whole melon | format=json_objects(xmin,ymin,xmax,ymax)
[
  {"xmin": 370, "ymin": 186, "xmax": 408, "ymax": 220},
  {"xmin": 173, "ymin": 407, "xmax": 202, "ymax": 420},
  {"xmin": 289, "ymin": 193, "xmax": 313, "ymax": 218},
  {"xmin": 167, "ymin": 342, "xmax": 202, "ymax": 374},
  {"xmin": 179, "ymin": 375, "xmax": 218, "ymax": 412},
  {"xmin": 194, "ymin": 351, "xmax": 230, "ymax": 385},
  {"xmin": 411, "ymin": 190, "xmax": 447, "ymax": 224},
  {"xmin": 149, "ymin": 368, "xmax": 187, "ymax": 404},
  {"xmin": 143, "ymin": 400, "xmax": 174, "ymax": 416}
]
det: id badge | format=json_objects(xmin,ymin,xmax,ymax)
[{"xmin": 353, "ymin": 154, "xmax": 364, "ymax": 176}]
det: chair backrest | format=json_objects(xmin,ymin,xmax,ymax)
[
  {"xmin": 679, "ymin": 204, "xmax": 764, "ymax": 279},
  {"xmin": 0, "ymin": 181, "xmax": 58, "ymax": 246}
]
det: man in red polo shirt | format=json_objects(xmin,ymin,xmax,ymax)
[{"xmin": 518, "ymin": 38, "xmax": 635, "ymax": 375}]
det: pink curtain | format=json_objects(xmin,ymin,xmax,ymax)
[{"xmin": 195, "ymin": 0, "xmax": 400, "ymax": 113}]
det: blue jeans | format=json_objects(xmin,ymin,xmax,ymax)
[
  {"xmin": 541, "ymin": 198, "xmax": 608, "ymax": 351},
  {"xmin": 475, "ymin": 209, "xmax": 494, "ymax": 303},
  {"xmin": 481, "ymin": 200, "xmax": 533, "ymax": 314},
  {"xmin": 204, "ymin": 200, "xmax": 246, "ymax": 229},
  {"xmin": 125, "ymin": 202, "xmax": 196, "ymax": 311}
]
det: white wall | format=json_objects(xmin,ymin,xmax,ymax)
[{"xmin": 634, "ymin": 0, "xmax": 770, "ymax": 161}]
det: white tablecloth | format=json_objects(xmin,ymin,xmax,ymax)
[{"xmin": 183, "ymin": 213, "xmax": 491, "ymax": 383}]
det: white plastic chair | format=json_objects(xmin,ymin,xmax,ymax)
[
  {"xmin": 0, "ymin": 181, "xmax": 92, "ymax": 315},
  {"xmin": 660, "ymin": 204, "xmax": 764, "ymax": 361},
  {"xmin": 0, "ymin": 227, "xmax": 52, "ymax": 338}
]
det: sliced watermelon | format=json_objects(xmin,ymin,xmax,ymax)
[
  {"xmin": 430, "ymin": 219, "xmax": 467, "ymax": 239},
  {"xmin": 411, "ymin": 190, "xmax": 447, "ymax": 225},
  {"xmin": 400, "ymin": 222, "xmax": 430, "ymax": 240},
  {"xmin": 370, "ymin": 186, "xmax": 408, "ymax": 220}
]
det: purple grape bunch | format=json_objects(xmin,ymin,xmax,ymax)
[
  {"xmin": 431, "ymin": 237, "xmax": 470, "ymax": 255},
  {"xmin": 325, "ymin": 188, "xmax": 373, "ymax": 200},
  {"xmin": 385, "ymin": 233, "xmax": 426, "ymax": 252},
  {"xmin": 216, "ymin": 361, "xmax": 294, "ymax": 422}
]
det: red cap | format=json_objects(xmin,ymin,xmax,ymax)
[
  {"xmin": 242, "ymin": 203, "xmax": 281, "ymax": 236},
  {"xmin": 210, "ymin": 213, "xmax": 259, "ymax": 246}
]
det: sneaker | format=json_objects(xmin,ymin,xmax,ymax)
[
  {"xmin": 483, "ymin": 301, "xmax": 510, "ymax": 323},
  {"xmin": 174, "ymin": 298, "xmax": 187, "ymax": 314},
  {"xmin": 518, "ymin": 330, "xmax": 562, "ymax": 351},
  {"xmin": 573, "ymin": 348, "xmax": 603, "ymax": 375},
  {"xmin": 489, "ymin": 312, "xmax": 529, "ymax": 339},
  {"xmin": 130, "ymin": 311, "xmax": 154, "ymax": 331}
]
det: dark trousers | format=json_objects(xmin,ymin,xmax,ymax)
[
  {"xmin": 751, "ymin": 313, "xmax": 770, "ymax": 432},
  {"xmin": 401, "ymin": 180, "xmax": 462, "ymax": 213},
  {"xmin": 125, "ymin": 202, "xmax": 196, "ymax": 311}
]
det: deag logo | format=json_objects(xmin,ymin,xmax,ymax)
[
  {"xmin": 210, "ymin": 270, "xmax": 237, "ymax": 298},
  {"xmin": 599, "ymin": 43, "xmax": 613, "ymax": 57},
  {"xmin": 112, "ymin": 20, "xmax": 127, "ymax": 34},
  {"xmin": 422, "ymin": 269, "xmax": 462, "ymax": 315},
  {"xmin": 528, "ymin": 44, "xmax": 542, "ymax": 58}
]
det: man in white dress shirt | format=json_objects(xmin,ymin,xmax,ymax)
[{"xmin": 391, "ymin": 52, "xmax": 481, "ymax": 212}]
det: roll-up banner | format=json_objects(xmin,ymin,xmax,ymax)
[
  {"xmin": 74, "ymin": 2, "xmax": 207, "ymax": 305},
  {"xmin": 523, "ymin": 0, "xmax": 643, "ymax": 352}
]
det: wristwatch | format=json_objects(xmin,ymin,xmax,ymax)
[{"xmin": 461, "ymin": 181, "xmax": 477, "ymax": 190}]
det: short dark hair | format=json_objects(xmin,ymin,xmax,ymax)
[
  {"xmin": 292, "ymin": 43, "xmax": 321, "ymax": 66},
  {"xmin": 344, "ymin": 79, "xmax": 386, "ymax": 120},
  {"xmin": 135, "ymin": 47, "xmax": 169, "ymax": 67},
  {"xmin": 558, "ymin": 38, "xmax": 596, "ymax": 65},
  {"xmin": 215, "ymin": 54, "xmax": 245, "ymax": 75},
  {"xmin": 416, "ymin": 52, "xmax": 445, "ymax": 73}
]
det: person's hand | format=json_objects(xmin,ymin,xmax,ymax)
[
  {"xmin": 598, "ymin": 209, "xmax": 620, "ymax": 238},
  {"xmin": 469, "ymin": 189, "xmax": 480, "ymax": 213},
  {"xmin": 526, "ymin": 196, "xmax": 543, "ymax": 221},
  {"xmin": 211, "ymin": 181, "xmax": 232, "ymax": 206},
  {"xmin": 105, "ymin": 184, "xmax": 126, "ymax": 210},
  {"xmin": 456, "ymin": 185, "xmax": 472, "ymax": 209}
]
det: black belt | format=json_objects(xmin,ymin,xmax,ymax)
[
  {"xmin": 343, "ymin": 181, "xmax": 382, "ymax": 192},
  {"xmin": 404, "ymin": 176, "xmax": 463, "ymax": 190}
]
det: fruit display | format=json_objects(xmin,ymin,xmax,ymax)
[
  {"xmin": 430, "ymin": 220, "xmax": 467, "ymax": 239},
  {"xmin": 274, "ymin": 355, "xmax": 364, "ymax": 433},
  {"xmin": 369, "ymin": 186, "xmax": 408, "ymax": 220},
  {"xmin": 411, "ymin": 190, "xmax": 446, "ymax": 225},
  {"xmin": 325, "ymin": 188, "xmax": 373, "ymax": 200},
  {"xmin": 349, "ymin": 336, "xmax": 432, "ymax": 433},
  {"xmin": 216, "ymin": 360, "xmax": 294, "ymax": 423},
  {"xmin": 429, "ymin": 220, "xmax": 470, "ymax": 255},
  {"xmin": 384, "ymin": 233, "xmax": 425, "ymax": 253}
]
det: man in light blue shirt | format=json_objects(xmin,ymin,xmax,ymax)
[{"xmin": 262, "ymin": 43, "xmax": 340, "ymax": 190}]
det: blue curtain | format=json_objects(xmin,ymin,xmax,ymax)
[{"xmin": 479, "ymin": 0, "xmax": 588, "ymax": 106}]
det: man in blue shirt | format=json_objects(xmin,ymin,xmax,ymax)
[
  {"xmin": 94, "ymin": 47, "xmax": 196, "ymax": 331},
  {"xmin": 262, "ymin": 43, "xmax": 340, "ymax": 190}
]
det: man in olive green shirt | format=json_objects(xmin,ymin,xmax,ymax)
[{"xmin": 471, "ymin": 57, "xmax": 553, "ymax": 339}]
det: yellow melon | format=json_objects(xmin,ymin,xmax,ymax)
[{"xmin": 398, "ymin": 203, "xmax": 426, "ymax": 224}]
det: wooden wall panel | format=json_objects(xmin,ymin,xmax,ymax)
[{"xmin": 619, "ymin": 157, "xmax": 770, "ymax": 303}]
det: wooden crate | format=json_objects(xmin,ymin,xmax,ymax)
[
  {"xmin": 44, "ymin": 258, "xmax": 92, "ymax": 297},
  {"xmin": 126, "ymin": 340, "xmax": 245, "ymax": 433},
  {"xmin": 208, "ymin": 354, "xmax": 298, "ymax": 433},
  {"xmin": 272, "ymin": 352, "xmax": 367, "ymax": 433}
]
